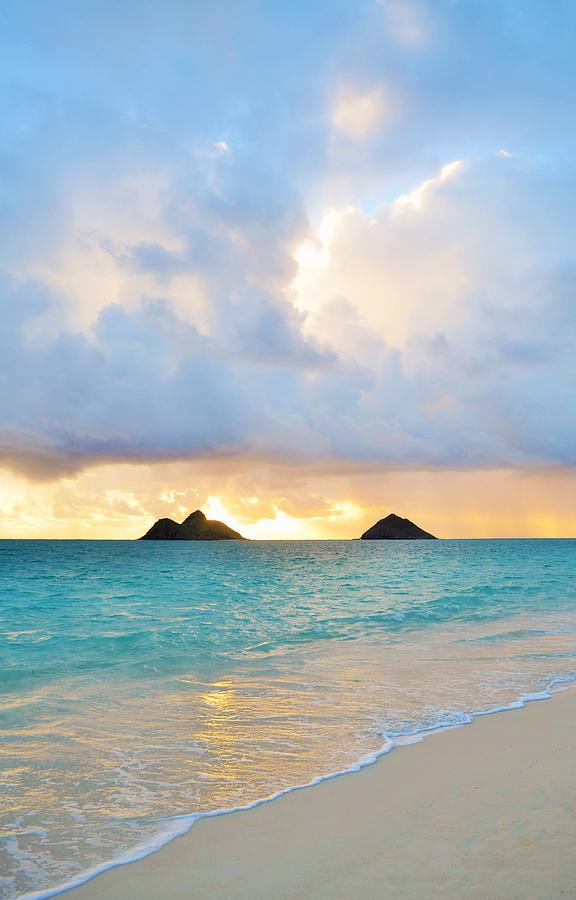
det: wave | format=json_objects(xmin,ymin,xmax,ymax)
[{"xmin": 21, "ymin": 676, "xmax": 574, "ymax": 900}]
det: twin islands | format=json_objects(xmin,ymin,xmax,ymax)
[
  {"xmin": 139, "ymin": 510, "xmax": 437, "ymax": 541},
  {"xmin": 140, "ymin": 509, "xmax": 245, "ymax": 541}
]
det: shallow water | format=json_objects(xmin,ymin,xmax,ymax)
[{"xmin": 1, "ymin": 538, "xmax": 576, "ymax": 898}]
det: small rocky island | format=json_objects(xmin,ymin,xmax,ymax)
[
  {"xmin": 139, "ymin": 509, "xmax": 246, "ymax": 541},
  {"xmin": 360, "ymin": 513, "xmax": 437, "ymax": 540}
]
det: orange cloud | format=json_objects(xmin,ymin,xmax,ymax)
[{"xmin": 1, "ymin": 463, "xmax": 574, "ymax": 540}]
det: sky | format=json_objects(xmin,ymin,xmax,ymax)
[{"xmin": 0, "ymin": 0, "xmax": 575, "ymax": 538}]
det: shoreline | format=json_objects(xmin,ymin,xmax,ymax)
[{"xmin": 43, "ymin": 681, "xmax": 576, "ymax": 900}]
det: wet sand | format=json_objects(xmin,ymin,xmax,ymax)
[{"xmin": 71, "ymin": 686, "xmax": 576, "ymax": 899}]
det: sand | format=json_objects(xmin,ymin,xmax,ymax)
[{"xmin": 71, "ymin": 687, "xmax": 576, "ymax": 900}]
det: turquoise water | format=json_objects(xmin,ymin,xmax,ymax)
[{"xmin": 2, "ymin": 538, "xmax": 576, "ymax": 898}]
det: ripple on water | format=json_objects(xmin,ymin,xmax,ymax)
[{"xmin": 1, "ymin": 538, "xmax": 576, "ymax": 897}]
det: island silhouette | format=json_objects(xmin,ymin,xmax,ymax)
[
  {"xmin": 139, "ymin": 510, "xmax": 437, "ymax": 540},
  {"xmin": 360, "ymin": 513, "xmax": 437, "ymax": 540},
  {"xmin": 139, "ymin": 509, "xmax": 246, "ymax": 541}
]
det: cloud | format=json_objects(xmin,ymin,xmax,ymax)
[
  {"xmin": 0, "ymin": 0, "xmax": 575, "ymax": 488},
  {"xmin": 332, "ymin": 86, "xmax": 396, "ymax": 140},
  {"xmin": 298, "ymin": 154, "xmax": 576, "ymax": 461},
  {"xmin": 1, "ymin": 152, "xmax": 576, "ymax": 481},
  {"xmin": 1, "ymin": 461, "xmax": 575, "ymax": 539}
]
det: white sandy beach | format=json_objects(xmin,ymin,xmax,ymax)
[{"xmin": 70, "ymin": 686, "xmax": 576, "ymax": 900}]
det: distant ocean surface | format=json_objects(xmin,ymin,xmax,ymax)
[{"xmin": 2, "ymin": 538, "xmax": 576, "ymax": 898}]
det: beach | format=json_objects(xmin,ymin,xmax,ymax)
[{"xmin": 71, "ymin": 685, "xmax": 576, "ymax": 900}]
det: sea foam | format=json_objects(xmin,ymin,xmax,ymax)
[{"xmin": 2, "ymin": 538, "xmax": 576, "ymax": 898}]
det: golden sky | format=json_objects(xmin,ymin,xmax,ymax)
[{"xmin": 1, "ymin": 463, "xmax": 574, "ymax": 540}]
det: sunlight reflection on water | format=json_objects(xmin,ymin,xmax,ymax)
[{"xmin": 1, "ymin": 538, "xmax": 576, "ymax": 897}]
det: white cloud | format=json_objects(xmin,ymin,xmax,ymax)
[
  {"xmin": 393, "ymin": 159, "xmax": 463, "ymax": 213},
  {"xmin": 332, "ymin": 86, "xmax": 396, "ymax": 140},
  {"xmin": 1, "ymin": 0, "xmax": 575, "ymax": 488}
]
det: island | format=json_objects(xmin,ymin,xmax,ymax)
[
  {"xmin": 360, "ymin": 513, "xmax": 437, "ymax": 540},
  {"xmin": 139, "ymin": 509, "xmax": 246, "ymax": 541}
]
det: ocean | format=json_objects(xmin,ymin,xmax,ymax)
[{"xmin": 2, "ymin": 538, "xmax": 576, "ymax": 899}]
